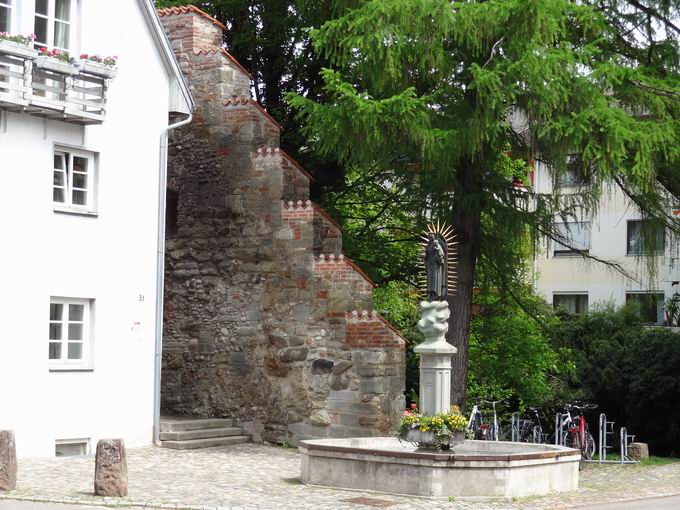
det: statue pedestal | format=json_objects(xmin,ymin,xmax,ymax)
[{"xmin": 415, "ymin": 301, "xmax": 456, "ymax": 416}]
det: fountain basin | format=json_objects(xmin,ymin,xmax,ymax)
[{"xmin": 299, "ymin": 437, "xmax": 579, "ymax": 499}]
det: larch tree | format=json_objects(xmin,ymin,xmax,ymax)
[{"xmin": 288, "ymin": 0, "xmax": 680, "ymax": 409}]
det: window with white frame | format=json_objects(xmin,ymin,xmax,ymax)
[
  {"xmin": 556, "ymin": 155, "xmax": 589, "ymax": 189},
  {"xmin": 53, "ymin": 148, "xmax": 96, "ymax": 211},
  {"xmin": 34, "ymin": 0, "xmax": 73, "ymax": 51},
  {"xmin": 0, "ymin": 0, "xmax": 12, "ymax": 33},
  {"xmin": 625, "ymin": 292, "xmax": 664, "ymax": 325},
  {"xmin": 55, "ymin": 439, "xmax": 89, "ymax": 457},
  {"xmin": 49, "ymin": 297, "xmax": 92, "ymax": 367},
  {"xmin": 553, "ymin": 221, "xmax": 591, "ymax": 256},
  {"xmin": 553, "ymin": 293, "xmax": 588, "ymax": 314},
  {"xmin": 627, "ymin": 219, "xmax": 665, "ymax": 255}
]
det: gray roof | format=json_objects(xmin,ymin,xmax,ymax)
[{"xmin": 137, "ymin": 0, "xmax": 195, "ymax": 115}]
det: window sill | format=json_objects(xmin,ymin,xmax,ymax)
[
  {"xmin": 49, "ymin": 366, "xmax": 94, "ymax": 373},
  {"xmin": 53, "ymin": 207, "xmax": 98, "ymax": 218},
  {"xmin": 553, "ymin": 251, "xmax": 589, "ymax": 258}
]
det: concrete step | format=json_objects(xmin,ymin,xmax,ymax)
[
  {"xmin": 160, "ymin": 417, "xmax": 233, "ymax": 432},
  {"xmin": 160, "ymin": 427, "xmax": 244, "ymax": 441},
  {"xmin": 160, "ymin": 435, "xmax": 250, "ymax": 450}
]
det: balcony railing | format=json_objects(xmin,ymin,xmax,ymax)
[{"xmin": 0, "ymin": 41, "xmax": 115, "ymax": 125}]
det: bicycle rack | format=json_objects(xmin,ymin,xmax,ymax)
[
  {"xmin": 511, "ymin": 412, "xmax": 520, "ymax": 442},
  {"xmin": 620, "ymin": 427, "xmax": 638, "ymax": 463},
  {"xmin": 554, "ymin": 412, "xmax": 565, "ymax": 446},
  {"xmin": 598, "ymin": 413, "xmax": 616, "ymax": 463}
]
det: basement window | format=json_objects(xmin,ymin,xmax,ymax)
[{"xmin": 55, "ymin": 438, "xmax": 89, "ymax": 457}]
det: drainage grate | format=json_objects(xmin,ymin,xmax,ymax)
[{"xmin": 345, "ymin": 496, "xmax": 398, "ymax": 508}]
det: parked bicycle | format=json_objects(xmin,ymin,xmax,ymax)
[
  {"xmin": 521, "ymin": 406, "xmax": 547, "ymax": 443},
  {"xmin": 562, "ymin": 402, "xmax": 597, "ymax": 460},
  {"xmin": 467, "ymin": 399, "xmax": 505, "ymax": 441}
]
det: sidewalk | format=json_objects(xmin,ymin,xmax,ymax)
[{"xmin": 2, "ymin": 443, "xmax": 679, "ymax": 509}]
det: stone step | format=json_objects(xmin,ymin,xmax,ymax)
[
  {"xmin": 160, "ymin": 435, "xmax": 250, "ymax": 450},
  {"xmin": 160, "ymin": 427, "xmax": 245, "ymax": 441},
  {"xmin": 160, "ymin": 417, "xmax": 234, "ymax": 432}
]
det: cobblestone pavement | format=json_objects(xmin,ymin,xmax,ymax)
[{"xmin": 2, "ymin": 444, "xmax": 679, "ymax": 510}]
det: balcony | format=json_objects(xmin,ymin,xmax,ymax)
[{"xmin": 0, "ymin": 40, "xmax": 116, "ymax": 125}]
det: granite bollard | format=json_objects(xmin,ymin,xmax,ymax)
[
  {"xmin": 0, "ymin": 430, "xmax": 17, "ymax": 491},
  {"xmin": 94, "ymin": 439, "xmax": 128, "ymax": 497}
]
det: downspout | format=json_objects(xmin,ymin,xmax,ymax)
[{"xmin": 153, "ymin": 112, "xmax": 193, "ymax": 445}]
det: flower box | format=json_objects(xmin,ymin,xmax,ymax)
[
  {"xmin": 0, "ymin": 39, "xmax": 39, "ymax": 60},
  {"xmin": 34, "ymin": 56, "xmax": 79, "ymax": 75},
  {"xmin": 78, "ymin": 59, "xmax": 117, "ymax": 79},
  {"xmin": 403, "ymin": 428, "xmax": 465, "ymax": 449}
]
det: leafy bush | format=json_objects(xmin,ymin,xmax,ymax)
[{"xmin": 551, "ymin": 304, "xmax": 680, "ymax": 456}]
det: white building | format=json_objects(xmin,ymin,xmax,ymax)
[
  {"xmin": 533, "ymin": 160, "xmax": 680, "ymax": 324},
  {"xmin": 0, "ymin": 0, "xmax": 193, "ymax": 457}
]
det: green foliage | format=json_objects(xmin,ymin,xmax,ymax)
[
  {"xmin": 288, "ymin": 0, "xmax": 680, "ymax": 405},
  {"xmin": 467, "ymin": 289, "xmax": 574, "ymax": 411},
  {"xmin": 551, "ymin": 304, "xmax": 680, "ymax": 456}
]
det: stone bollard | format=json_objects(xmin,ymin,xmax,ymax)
[
  {"xmin": 628, "ymin": 442, "xmax": 650, "ymax": 461},
  {"xmin": 94, "ymin": 439, "xmax": 128, "ymax": 497},
  {"xmin": 0, "ymin": 430, "xmax": 17, "ymax": 491}
]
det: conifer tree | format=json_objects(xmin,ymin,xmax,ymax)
[{"xmin": 288, "ymin": 0, "xmax": 680, "ymax": 408}]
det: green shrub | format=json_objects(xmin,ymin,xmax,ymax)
[{"xmin": 551, "ymin": 304, "xmax": 680, "ymax": 456}]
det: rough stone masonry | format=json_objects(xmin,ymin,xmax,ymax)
[{"xmin": 158, "ymin": 5, "xmax": 406, "ymax": 444}]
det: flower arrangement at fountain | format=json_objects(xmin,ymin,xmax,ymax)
[{"xmin": 397, "ymin": 403, "xmax": 467, "ymax": 449}]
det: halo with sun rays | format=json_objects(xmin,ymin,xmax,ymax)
[{"xmin": 417, "ymin": 219, "xmax": 458, "ymax": 299}]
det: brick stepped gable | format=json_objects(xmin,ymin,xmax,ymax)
[{"xmin": 159, "ymin": 5, "xmax": 405, "ymax": 445}]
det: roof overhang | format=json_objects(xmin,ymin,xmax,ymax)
[{"xmin": 136, "ymin": 0, "xmax": 195, "ymax": 117}]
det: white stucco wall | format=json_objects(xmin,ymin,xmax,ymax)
[
  {"xmin": 0, "ymin": 0, "xmax": 173, "ymax": 457},
  {"xmin": 533, "ymin": 161, "xmax": 680, "ymax": 313}
]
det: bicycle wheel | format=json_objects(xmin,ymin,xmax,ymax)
[
  {"xmin": 584, "ymin": 431, "xmax": 596, "ymax": 460},
  {"xmin": 564, "ymin": 431, "xmax": 580, "ymax": 451}
]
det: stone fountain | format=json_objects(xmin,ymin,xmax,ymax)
[{"xmin": 299, "ymin": 222, "xmax": 580, "ymax": 499}]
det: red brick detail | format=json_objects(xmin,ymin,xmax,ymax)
[
  {"xmin": 193, "ymin": 47, "xmax": 252, "ymax": 80},
  {"xmin": 253, "ymin": 147, "xmax": 315, "ymax": 182},
  {"xmin": 313, "ymin": 255, "xmax": 376, "ymax": 289},
  {"xmin": 312, "ymin": 203, "xmax": 342, "ymax": 238},
  {"xmin": 282, "ymin": 201, "xmax": 313, "ymax": 242},
  {"xmin": 344, "ymin": 311, "xmax": 406, "ymax": 349},
  {"xmin": 224, "ymin": 99, "xmax": 282, "ymax": 132},
  {"xmin": 158, "ymin": 5, "xmax": 227, "ymax": 32}
]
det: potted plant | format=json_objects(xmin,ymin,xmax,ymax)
[
  {"xmin": 78, "ymin": 54, "xmax": 118, "ymax": 78},
  {"xmin": 0, "ymin": 33, "xmax": 39, "ymax": 59},
  {"xmin": 397, "ymin": 404, "xmax": 467, "ymax": 450},
  {"xmin": 34, "ymin": 47, "xmax": 79, "ymax": 75}
]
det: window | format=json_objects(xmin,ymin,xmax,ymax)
[
  {"xmin": 553, "ymin": 294, "xmax": 589, "ymax": 314},
  {"xmin": 0, "ymin": 0, "xmax": 11, "ymax": 32},
  {"xmin": 627, "ymin": 220, "xmax": 665, "ymax": 255},
  {"xmin": 55, "ymin": 439, "xmax": 89, "ymax": 457},
  {"xmin": 49, "ymin": 297, "xmax": 92, "ymax": 368},
  {"xmin": 553, "ymin": 221, "xmax": 591, "ymax": 256},
  {"xmin": 626, "ymin": 292, "xmax": 664, "ymax": 325},
  {"xmin": 34, "ymin": 0, "xmax": 72, "ymax": 51},
  {"xmin": 556, "ymin": 155, "xmax": 589, "ymax": 189},
  {"xmin": 53, "ymin": 148, "xmax": 96, "ymax": 212}
]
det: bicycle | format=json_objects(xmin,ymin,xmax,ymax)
[
  {"xmin": 482, "ymin": 399, "xmax": 505, "ymax": 441},
  {"xmin": 467, "ymin": 399, "xmax": 505, "ymax": 440},
  {"xmin": 517, "ymin": 406, "xmax": 547, "ymax": 443},
  {"xmin": 562, "ymin": 402, "xmax": 597, "ymax": 460}
]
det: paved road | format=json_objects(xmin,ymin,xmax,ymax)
[
  {"xmin": 581, "ymin": 495, "xmax": 680, "ymax": 509},
  {"xmin": 0, "ymin": 503, "xmax": 113, "ymax": 510}
]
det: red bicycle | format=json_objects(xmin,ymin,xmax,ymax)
[{"xmin": 562, "ymin": 402, "xmax": 597, "ymax": 460}]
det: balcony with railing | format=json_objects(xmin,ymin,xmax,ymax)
[{"xmin": 0, "ymin": 40, "xmax": 116, "ymax": 125}]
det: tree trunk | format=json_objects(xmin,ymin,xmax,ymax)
[{"xmin": 446, "ymin": 165, "xmax": 483, "ymax": 413}]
